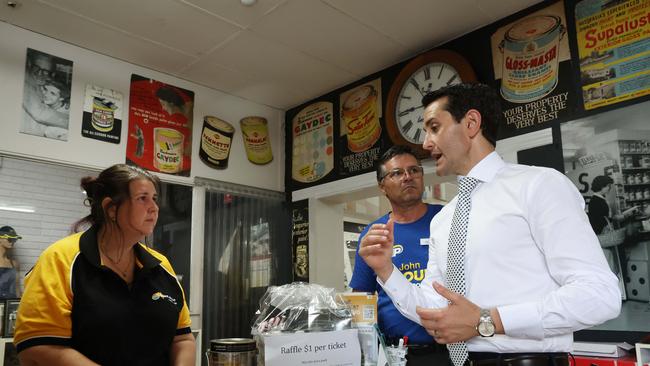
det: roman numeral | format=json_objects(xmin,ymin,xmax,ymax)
[
  {"xmin": 447, "ymin": 74, "xmax": 458, "ymax": 85},
  {"xmin": 402, "ymin": 120, "xmax": 413, "ymax": 134},
  {"xmin": 414, "ymin": 128, "xmax": 422, "ymax": 142},
  {"xmin": 424, "ymin": 66, "xmax": 431, "ymax": 80},
  {"xmin": 437, "ymin": 65, "xmax": 445, "ymax": 79}
]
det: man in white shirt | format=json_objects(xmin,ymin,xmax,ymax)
[{"xmin": 359, "ymin": 83, "xmax": 621, "ymax": 366}]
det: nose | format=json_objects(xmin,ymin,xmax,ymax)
[{"xmin": 422, "ymin": 132, "xmax": 435, "ymax": 151}]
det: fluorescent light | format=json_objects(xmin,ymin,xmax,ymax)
[{"xmin": 0, "ymin": 206, "xmax": 35, "ymax": 213}]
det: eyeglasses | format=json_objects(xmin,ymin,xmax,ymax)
[{"xmin": 381, "ymin": 166, "xmax": 424, "ymax": 181}]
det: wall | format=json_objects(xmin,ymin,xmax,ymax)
[{"xmin": 0, "ymin": 22, "xmax": 285, "ymax": 192}]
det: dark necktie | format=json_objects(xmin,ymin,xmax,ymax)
[{"xmin": 446, "ymin": 176, "xmax": 480, "ymax": 366}]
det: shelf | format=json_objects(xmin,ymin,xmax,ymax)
[
  {"xmin": 627, "ymin": 198, "xmax": 650, "ymax": 203},
  {"xmin": 620, "ymin": 152, "xmax": 650, "ymax": 155},
  {"xmin": 622, "ymin": 167, "xmax": 650, "ymax": 171},
  {"xmin": 623, "ymin": 183, "xmax": 650, "ymax": 187}
]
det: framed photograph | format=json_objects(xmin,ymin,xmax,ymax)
[{"xmin": 3, "ymin": 299, "xmax": 19, "ymax": 338}]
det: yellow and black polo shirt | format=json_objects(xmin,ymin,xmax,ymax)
[{"xmin": 15, "ymin": 225, "xmax": 191, "ymax": 365}]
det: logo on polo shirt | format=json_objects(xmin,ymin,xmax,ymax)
[
  {"xmin": 392, "ymin": 244, "xmax": 403, "ymax": 257},
  {"xmin": 151, "ymin": 291, "xmax": 178, "ymax": 306}
]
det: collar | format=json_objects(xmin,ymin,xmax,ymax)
[
  {"xmin": 80, "ymin": 225, "xmax": 161, "ymax": 270},
  {"xmin": 592, "ymin": 193, "xmax": 606, "ymax": 200},
  {"xmin": 457, "ymin": 151, "xmax": 504, "ymax": 184}
]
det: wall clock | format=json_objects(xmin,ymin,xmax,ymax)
[{"xmin": 385, "ymin": 49, "xmax": 477, "ymax": 158}]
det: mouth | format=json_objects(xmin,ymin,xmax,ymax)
[{"xmin": 430, "ymin": 152, "xmax": 442, "ymax": 161}]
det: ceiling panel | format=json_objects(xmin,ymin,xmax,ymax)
[
  {"xmin": 0, "ymin": 0, "xmax": 548, "ymax": 109},
  {"xmin": 206, "ymin": 30, "xmax": 356, "ymax": 106},
  {"xmin": 39, "ymin": 0, "xmax": 241, "ymax": 57},
  {"xmin": 2, "ymin": 0, "xmax": 196, "ymax": 71},
  {"xmin": 249, "ymin": 0, "xmax": 411, "ymax": 76},
  {"xmin": 181, "ymin": 0, "xmax": 287, "ymax": 29}
]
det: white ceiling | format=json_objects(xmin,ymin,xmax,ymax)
[{"xmin": 1, "ymin": 0, "xmax": 541, "ymax": 110}]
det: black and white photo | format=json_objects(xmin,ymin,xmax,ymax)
[{"xmin": 20, "ymin": 48, "xmax": 73, "ymax": 141}]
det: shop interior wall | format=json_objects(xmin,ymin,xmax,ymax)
[{"xmin": 0, "ymin": 22, "xmax": 285, "ymax": 192}]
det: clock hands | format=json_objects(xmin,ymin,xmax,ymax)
[
  {"xmin": 398, "ymin": 104, "xmax": 423, "ymax": 117},
  {"xmin": 409, "ymin": 79, "xmax": 424, "ymax": 96}
]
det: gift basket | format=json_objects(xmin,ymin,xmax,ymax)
[{"xmin": 251, "ymin": 282, "xmax": 357, "ymax": 365}]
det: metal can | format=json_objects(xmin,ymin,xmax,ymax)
[
  {"xmin": 240, "ymin": 116, "xmax": 273, "ymax": 165},
  {"xmin": 200, "ymin": 116, "xmax": 235, "ymax": 169},
  {"xmin": 499, "ymin": 15, "xmax": 564, "ymax": 103},
  {"xmin": 153, "ymin": 127, "xmax": 184, "ymax": 174},
  {"xmin": 91, "ymin": 97, "xmax": 115, "ymax": 132},
  {"xmin": 207, "ymin": 338, "xmax": 257, "ymax": 366},
  {"xmin": 342, "ymin": 85, "xmax": 381, "ymax": 152}
]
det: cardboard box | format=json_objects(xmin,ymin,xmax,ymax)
[{"xmin": 340, "ymin": 292, "xmax": 377, "ymax": 325}]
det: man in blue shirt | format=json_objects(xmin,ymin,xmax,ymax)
[{"xmin": 350, "ymin": 145, "xmax": 447, "ymax": 365}]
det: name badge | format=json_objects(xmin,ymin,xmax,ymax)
[{"xmin": 420, "ymin": 238, "xmax": 430, "ymax": 246}]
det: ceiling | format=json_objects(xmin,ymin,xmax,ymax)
[{"xmin": 1, "ymin": 0, "xmax": 541, "ymax": 110}]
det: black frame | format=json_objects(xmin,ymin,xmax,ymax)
[{"xmin": 3, "ymin": 299, "xmax": 19, "ymax": 338}]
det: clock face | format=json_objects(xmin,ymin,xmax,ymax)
[
  {"xmin": 395, "ymin": 62, "xmax": 461, "ymax": 144},
  {"xmin": 385, "ymin": 49, "xmax": 476, "ymax": 158}
]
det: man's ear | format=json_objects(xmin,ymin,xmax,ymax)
[
  {"xmin": 464, "ymin": 109, "xmax": 482, "ymax": 138},
  {"xmin": 101, "ymin": 197, "xmax": 116, "ymax": 222}
]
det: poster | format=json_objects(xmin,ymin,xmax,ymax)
[
  {"xmin": 291, "ymin": 101, "xmax": 334, "ymax": 184},
  {"xmin": 490, "ymin": 1, "xmax": 575, "ymax": 138},
  {"xmin": 127, "ymin": 74, "xmax": 194, "ymax": 176},
  {"xmin": 575, "ymin": 0, "xmax": 650, "ymax": 110},
  {"xmin": 560, "ymin": 99, "xmax": 650, "ymax": 310},
  {"xmin": 338, "ymin": 79, "xmax": 383, "ymax": 176},
  {"xmin": 20, "ymin": 48, "xmax": 73, "ymax": 141},
  {"xmin": 81, "ymin": 85, "xmax": 122, "ymax": 143},
  {"xmin": 292, "ymin": 200, "xmax": 309, "ymax": 282}
]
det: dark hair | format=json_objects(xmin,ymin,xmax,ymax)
[
  {"xmin": 155, "ymin": 86, "xmax": 185, "ymax": 108},
  {"xmin": 72, "ymin": 164, "xmax": 160, "ymax": 233},
  {"xmin": 421, "ymin": 83, "xmax": 500, "ymax": 146},
  {"xmin": 376, "ymin": 145, "xmax": 419, "ymax": 182},
  {"xmin": 592, "ymin": 175, "xmax": 614, "ymax": 192}
]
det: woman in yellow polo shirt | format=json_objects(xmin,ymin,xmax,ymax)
[{"xmin": 15, "ymin": 164, "xmax": 195, "ymax": 366}]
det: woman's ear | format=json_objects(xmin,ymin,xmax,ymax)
[{"xmin": 101, "ymin": 197, "xmax": 116, "ymax": 222}]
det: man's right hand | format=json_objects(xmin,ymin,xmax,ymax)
[{"xmin": 358, "ymin": 218, "xmax": 395, "ymax": 282}]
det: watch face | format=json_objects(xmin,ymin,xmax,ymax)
[
  {"xmin": 395, "ymin": 62, "xmax": 461, "ymax": 144},
  {"xmin": 478, "ymin": 321, "xmax": 496, "ymax": 337}
]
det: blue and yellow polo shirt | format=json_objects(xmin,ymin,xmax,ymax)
[{"xmin": 14, "ymin": 225, "xmax": 191, "ymax": 365}]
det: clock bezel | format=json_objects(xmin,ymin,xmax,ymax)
[{"xmin": 385, "ymin": 49, "xmax": 477, "ymax": 159}]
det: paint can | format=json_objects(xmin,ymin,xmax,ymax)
[
  {"xmin": 206, "ymin": 338, "xmax": 257, "ymax": 366},
  {"xmin": 240, "ymin": 116, "xmax": 273, "ymax": 165},
  {"xmin": 342, "ymin": 85, "xmax": 381, "ymax": 152},
  {"xmin": 200, "ymin": 116, "xmax": 235, "ymax": 169},
  {"xmin": 91, "ymin": 97, "xmax": 115, "ymax": 132},
  {"xmin": 153, "ymin": 127, "xmax": 184, "ymax": 174},
  {"xmin": 499, "ymin": 15, "xmax": 564, "ymax": 103}
]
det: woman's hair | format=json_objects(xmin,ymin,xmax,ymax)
[
  {"xmin": 155, "ymin": 86, "xmax": 185, "ymax": 108},
  {"xmin": 591, "ymin": 175, "xmax": 614, "ymax": 192},
  {"xmin": 72, "ymin": 164, "xmax": 160, "ymax": 233}
]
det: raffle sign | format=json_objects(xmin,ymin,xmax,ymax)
[
  {"xmin": 575, "ymin": 0, "xmax": 650, "ymax": 110},
  {"xmin": 127, "ymin": 74, "xmax": 194, "ymax": 176},
  {"xmin": 263, "ymin": 329, "xmax": 361, "ymax": 366}
]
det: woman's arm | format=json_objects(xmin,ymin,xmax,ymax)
[
  {"xmin": 170, "ymin": 332, "xmax": 196, "ymax": 366},
  {"xmin": 18, "ymin": 345, "xmax": 99, "ymax": 366}
]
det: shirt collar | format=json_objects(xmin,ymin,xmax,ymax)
[
  {"xmin": 457, "ymin": 151, "xmax": 504, "ymax": 184},
  {"xmin": 80, "ymin": 225, "xmax": 161, "ymax": 270}
]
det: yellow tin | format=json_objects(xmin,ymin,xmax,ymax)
[
  {"xmin": 240, "ymin": 116, "xmax": 273, "ymax": 165},
  {"xmin": 342, "ymin": 85, "xmax": 381, "ymax": 152}
]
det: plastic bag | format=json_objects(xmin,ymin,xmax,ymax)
[{"xmin": 251, "ymin": 282, "xmax": 352, "ymax": 335}]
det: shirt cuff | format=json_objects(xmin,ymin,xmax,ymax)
[
  {"xmin": 377, "ymin": 265, "xmax": 412, "ymax": 310},
  {"xmin": 497, "ymin": 301, "xmax": 544, "ymax": 340}
]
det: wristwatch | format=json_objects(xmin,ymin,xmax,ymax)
[{"xmin": 476, "ymin": 308, "xmax": 495, "ymax": 337}]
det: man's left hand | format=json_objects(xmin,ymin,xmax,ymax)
[{"xmin": 416, "ymin": 282, "xmax": 481, "ymax": 344}]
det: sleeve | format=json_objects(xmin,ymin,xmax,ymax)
[
  {"xmin": 348, "ymin": 226, "xmax": 379, "ymax": 292},
  {"xmin": 498, "ymin": 169, "xmax": 621, "ymax": 340},
  {"xmin": 159, "ymin": 257, "xmax": 192, "ymax": 335},
  {"xmin": 587, "ymin": 197, "xmax": 608, "ymax": 234},
  {"xmin": 14, "ymin": 245, "xmax": 74, "ymax": 352},
  {"xmin": 378, "ymin": 212, "xmax": 451, "ymax": 324}
]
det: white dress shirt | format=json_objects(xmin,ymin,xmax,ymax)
[{"xmin": 380, "ymin": 152, "xmax": 621, "ymax": 352}]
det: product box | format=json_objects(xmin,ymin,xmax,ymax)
[
  {"xmin": 340, "ymin": 293, "xmax": 378, "ymax": 366},
  {"xmin": 340, "ymin": 293, "xmax": 378, "ymax": 325}
]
